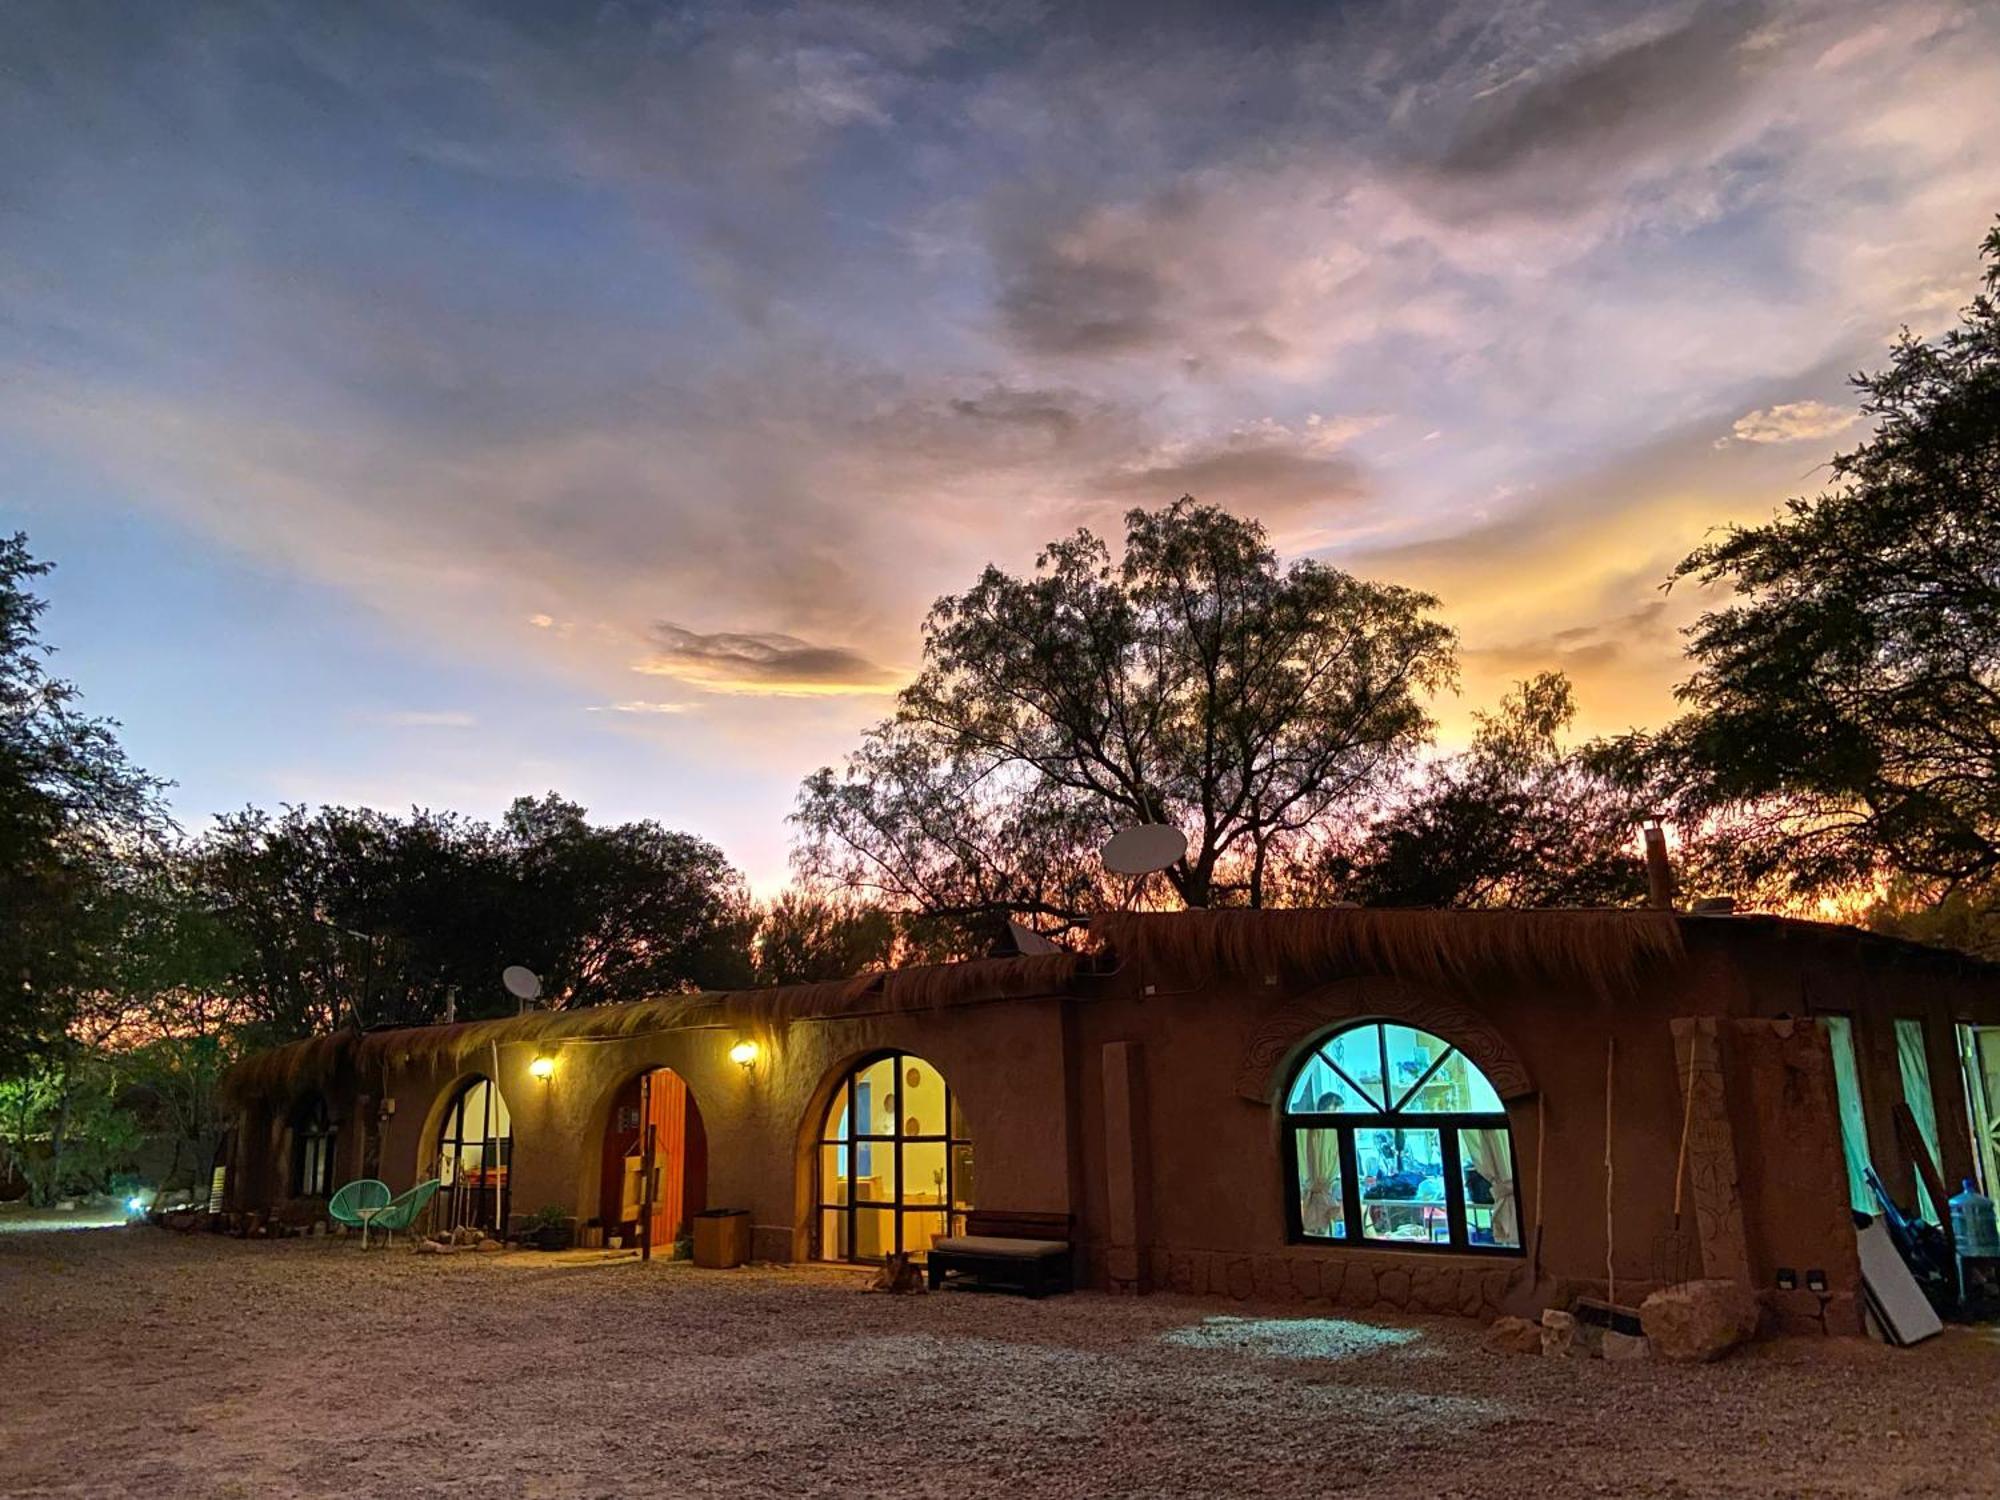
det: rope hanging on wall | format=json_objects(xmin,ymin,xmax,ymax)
[{"xmin": 1605, "ymin": 1037, "xmax": 1616, "ymax": 1309}]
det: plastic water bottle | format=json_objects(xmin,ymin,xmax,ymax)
[{"xmin": 1949, "ymin": 1179, "xmax": 2000, "ymax": 1258}]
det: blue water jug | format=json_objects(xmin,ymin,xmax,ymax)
[{"xmin": 1949, "ymin": 1178, "xmax": 2000, "ymax": 1258}]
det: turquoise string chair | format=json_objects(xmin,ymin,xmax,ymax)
[
  {"xmin": 367, "ymin": 1179, "xmax": 441, "ymax": 1247},
  {"xmin": 327, "ymin": 1179, "xmax": 392, "ymax": 1244}
]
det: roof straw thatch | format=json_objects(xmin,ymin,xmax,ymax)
[
  {"xmin": 223, "ymin": 949, "xmax": 1082, "ymax": 1107},
  {"xmin": 1090, "ymin": 907, "xmax": 1684, "ymax": 999}
]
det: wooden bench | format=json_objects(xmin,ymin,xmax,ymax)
[{"xmin": 927, "ymin": 1210, "xmax": 1075, "ymax": 1297}]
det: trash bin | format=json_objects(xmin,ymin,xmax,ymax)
[{"xmin": 692, "ymin": 1208, "xmax": 751, "ymax": 1269}]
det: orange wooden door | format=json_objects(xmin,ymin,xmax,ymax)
[{"xmin": 645, "ymin": 1070, "xmax": 688, "ymax": 1249}]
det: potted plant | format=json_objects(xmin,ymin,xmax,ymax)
[{"xmin": 527, "ymin": 1204, "xmax": 574, "ymax": 1252}]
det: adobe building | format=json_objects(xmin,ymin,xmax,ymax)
[{"xmin": 222, "ymin": 908, "xmax": 2000, "ymax": 1334}]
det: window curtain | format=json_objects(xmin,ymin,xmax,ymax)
[
  {"xmin": 1895, "ymin": 1019, "xmax": 1941, "ymax": 1222},
  {"xmin": 1821, "ymin": 1016, "xmax": 1874, "ymax": 1213},
  {"xmin": 1299, "ymin": 1127, "xmax": 1341, "ymax": 1236},
  {"xmin": 1463, "ymin": 1129, "xmax": 1519, "ymax": 1247}
]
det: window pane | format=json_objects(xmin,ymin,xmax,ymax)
[
  {"xmin": 950, "ymin": 1144, "xmax": 975, "ymax": 1211},
  {"xmin": 1383, "ymin": 1025, "xmax": 1450, "ymax": 1109},
  {"xmin": 1459, "ymin": 1128, "xmax": 1520, "ymax": 1248},
  {"xmin": 820, "ymin": 1208, "xmax": 848, "ymax": 1261},
  {"xmin": 949, "ymin": 1089, "xmax": 971, "ymax": 1140},
  {"xmin": 1356, "ymin": 1126, "xmax": 1448, "ymax": 1244},
  {"xmin": 902, "ymin": 1140, "xmax": 949, "ymax": 1208},
  {"xmin": 1318, "ymin": 1026, "xmax": 1388, "ymax": 1110},
  {"xmin": 853, "ymin": 1205, "xmax": 896, "ymax": 1259},
  {"xmin": 903, "ymin": 1211, "xmax": 949, "ymax": 1258},
  {"xmin": 1398, "ymin": 1046, "xmax": 1504, "ymax": 1114},
  {"xmin": 855, "ymin": 1056, "xmax": 898, "ymax": 1135},
  {"xmin": 827, "ymin": 1099, "xmax": 850, "ymax": 1143},
  {"xmin": 853, "ymin": 1148, "xmax": 892, "ymax": 1201},
  {"xmin": 900, "ymin": 1056, "xmax": 946, "ymax": 1136},
  {"xmin": 1289, "ymin": 1048, "xmax": 1377, "ymax": 1114},
  {"xmin": 1896, "ymin": 1019, "xmax": 1941, "ymax": 1222},
  {"xmin": 1820, "ymin": 1016, "xmax": 1874, "ymax": 1213},
  {"xmin": 1294, "ymin": 1127, "xmax": 1346, "ymax": 1239},
  {"xmin": 819, "ymin": 1144, "xmax": 850, "ymax": 1205}
]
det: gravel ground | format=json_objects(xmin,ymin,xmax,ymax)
[{"xmin": 3, "ymin": 1226, "xmax": 1997, "ymax": 1499}]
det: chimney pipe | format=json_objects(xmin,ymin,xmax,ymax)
[{"xmin": 1642, "ymin": 821, "xmax": 1677, "ymax": 912}]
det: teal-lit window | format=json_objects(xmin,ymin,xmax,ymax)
[
  {"xmin": 1282, "ymin": 1022, "xmax": 1519, "ymax": 1254},
  {"xmin": 1820, "ymin": 1016, "xmax": 1874, "ymax": 1214}
]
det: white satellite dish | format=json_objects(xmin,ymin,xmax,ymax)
[
  {"xmin": 1007, "ymin": 919, "xmax": 1061, "ymax": 956},
  {"xmin": 1100, "ymin": 824, "xmax": 1188, "ymax": 876},
  {"xmin": 502, "ymin": 965, "xmax": 542, "ymax": 1002}
]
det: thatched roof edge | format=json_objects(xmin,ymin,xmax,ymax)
[{"xmin": 1090, "ymin": 907, "xmax": 1686, "ymax": 998}]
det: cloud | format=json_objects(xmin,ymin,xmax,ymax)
[
  {"xmin": 1724, "ymin": 400, "xmax": 1863, "ymax": 445},
  {"xmin": 636, "ymin": 624, "xmax": 900, "ymax": 697},
  {"xmin": 377, "ymin": 710, "xmax": 477, "ymax": 729},
  {"xmin": 1090, "ymin": 417, "xmax": 1378, "ymax": 537},
  {"xmin": 589, "ymin": 700, "xmax": 698, "ymax": 715},
  {"xmin": 1427, "ymin": 2, "xmax": 1776, "ymax": 206}
]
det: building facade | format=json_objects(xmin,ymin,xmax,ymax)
[{"xmin": 223, "ymin": 909, "xmax": 2000, "ymax": 1334}]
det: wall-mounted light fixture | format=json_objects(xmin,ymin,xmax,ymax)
[
  {"xmin": 529, "ymin": 1054, "xmax": 557, "ymax": 1081},
  {"xmin": 729, "ymin": 1039, "xmax": 758, "ymax": 1070}
]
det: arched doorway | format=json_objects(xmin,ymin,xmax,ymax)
[
  {"xmin": 599, "ymin": 1068, "xmax": 707, "ymax": 1257},
  {"xmin": 435, "ymin": 1076, "xmax": 512, "ymax": 1235},
  {"xmin": 816, "ymin": 1051, "xmax": 972, "ymax": 1263}
]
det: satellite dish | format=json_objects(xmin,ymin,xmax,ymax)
[
  {"xmin": 1100, "ymin": 824, "xmax": 1188, "ymax": 876},
  {"xmin": 1007, "ymin": 919, "xmax": 1061, "ymax": 956},
  {"xmin": 502, "ymin": 966, "xmax": 542, "ymax": 1002}
]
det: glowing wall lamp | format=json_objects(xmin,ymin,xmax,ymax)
[
  {"xmin": 529, "ymin": 1053, "xmax": 557, "ymax": 1082},
  {"xmin": 729, "ymin": 1039, "xmax": 759, "ymax": 1070}
]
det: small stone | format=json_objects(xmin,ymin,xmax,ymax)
[
  {"xmin": 476, "ymin": 1238, "xmax": 504, "ymax": 1253},
  {"xmin": 1540, "ymin": 1308, "xmax": 1579, "ymax": 1358},
  {"xmin": 1484, "ymin": 1315, "xmax": 1543, "ymax": 1356},
  {"xmin": 1602, "ymin": 1330, "xmax": 1651, "ymax": 1362},
  {"xmin": 1641, "ymin": 1279, "xmax": 1761, "ymax": 1363}
]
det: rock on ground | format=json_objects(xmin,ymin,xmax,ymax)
[{"xmin": 1642, "ymin": 1279, "xmax": 1762, "ymax": 1363}]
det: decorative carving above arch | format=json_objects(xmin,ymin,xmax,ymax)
[{"xmin": 1234, "ymin": 975, "xmax": 1535, "ymax": 1105}]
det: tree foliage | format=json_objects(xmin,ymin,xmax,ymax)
[
  {"xmin": 1340, "ymin": 673, "xmax": 1649, "ymax": 909},
  {"xmin": 794, "ymin": 500, "xmax": 1456, "ymax": 940},
  {"xmin": 190, "ymin": 795, "xmax": 758, "ymax": 1034},
  {"xmin": 0, "ymin": 533, "xmax": 169, "ymax": 1065},
  {"xmin": 1642, "ymin": 218, "xmax": 2000, "ymax": 905},
  {"xmin": 753, "ymin": 891, "xmax": 897, "ymax": 986}
]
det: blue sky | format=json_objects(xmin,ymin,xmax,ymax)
[{"xmin": 5, "ymin": 0, "xmax": 1999, "ymax": 889}]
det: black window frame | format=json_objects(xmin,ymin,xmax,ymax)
[
  {"xmin": 291, "ymin": 1094, "xmax": 336, "ymax": 1198},
  {"xmin": 816, "ymin": 1050, "xmax": 972, "ymax": 1263},
  {"xmin": 1280, "ymin": 1022, "xmax": 1522, "ymax": 1258},
  {"xmin": 436, "ymin": 1075, "xmax": 512, "ymax": 1234}
]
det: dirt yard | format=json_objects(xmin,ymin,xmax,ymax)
[{"xmin": 3, "ymin": 1226, "xmax": 1997, "ymax": 1499}]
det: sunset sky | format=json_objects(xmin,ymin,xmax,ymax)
[{"xmin": 6, "ymin": 0, "xmax": 1998, "ymax": 890}]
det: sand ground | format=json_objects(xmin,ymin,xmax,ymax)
[{"xmin": 3, "ymin": 1224, "xmax": 1997, "ymax": 1499}]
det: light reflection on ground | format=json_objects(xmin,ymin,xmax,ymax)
[{"xmin": 1160, "ymin": 1314, "xmax": 1425, "ymax": 1360}]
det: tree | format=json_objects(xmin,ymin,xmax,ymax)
[
  {"xmin": 795, "ymin": 499, "xmax": 1456, "ymax": 939},
  {"xmin": 753, "ymin": 891, "xmax": 897, "ymax": 986},
  {"xmin": 1339, "ymin": 673, "xmax": 1649, "ymax": 908},
  {"xmin": 1643, "ymin": 218, "xmax": 2000, "ymax": 907},
  {"xmin": 0, "ymin": 532, "xmax": 167, "ymax": 1064},
  {"xmin": 189, "ymin": 795, "xmax": 759, "ymax": 1036},
  {"xmin": 500, "ymin": 794, "xmax": 758, "ymax": 1003}
]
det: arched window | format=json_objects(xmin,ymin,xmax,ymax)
[
  {"xmin": 1282, "ymin": 1022, "xmax": 1520, "ymax": 1254},
  {"xmin": 817, "ymin": 1052, "xmax": 972, "ymax": 1263},
  {"xmin": 292, "ymin": 1094, "xmax": 336, "ymax": 1198},
  {"xmin": 436, "ymin": 1076, "xmax": 512, "ymax": 1234}
]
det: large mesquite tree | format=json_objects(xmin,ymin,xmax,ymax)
[
  {"xmin": 794, "ymin": 500, "xmax": 1456, "ymax": 941},
  {"xmin": 1642, "ymin": 219, "xmax": 2000, "ymax": 905}
]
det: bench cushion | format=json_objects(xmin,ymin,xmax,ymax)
[{"xmin": 931, "ymin": 1235, "xmax": 1069, "ymax": 1259}]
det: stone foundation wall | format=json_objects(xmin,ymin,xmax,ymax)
[{"xmin": 1089, "ymin": 1242, "xmax": 1519, "ymax": 1318}]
